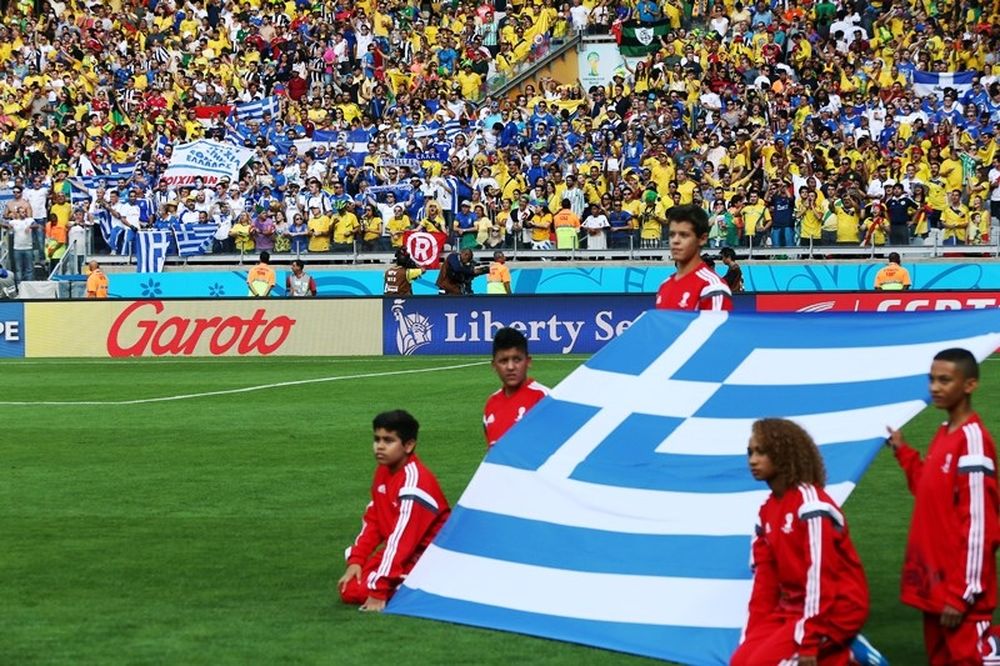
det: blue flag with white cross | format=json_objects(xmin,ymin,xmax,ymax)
[{"xmin": 386, "ymin": 310, "xmax": 1000, "ymax": 665}]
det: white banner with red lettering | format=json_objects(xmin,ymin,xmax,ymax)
[
  {"xmin": 402, "ymin": 230, "xmax": 448, "ymax": 268},
  {"xmin": 160, "ymin": 140, "xmax": 255, "ymax": 188}
]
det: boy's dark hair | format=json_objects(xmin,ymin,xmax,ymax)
[
  {"xmin": 666, "ymin": 204, "xmax": 710, "ymax": 237},
  {"xmin": 934, "ymin": 348, "xmax": 979, "ymax": 380},
  {"xmin": 259, "ymin": 251, "xmax": 271, "ymax": 263},
  {"xmin": 720, "ymin": 247, "xmax": 737, "ymax": 260},
  {"xmin": 888, "ymin": 251, "xmax": 901, "ymax": 264},
  {"xmin": 373, "ymin": 410, "xmax": 420, "ymax": 443},
  {"xmin": 492, "ymin": 326, "xmax": 528, "ymax": 357},
  {"xmin": 752, "ymin": 418, "xmax": 827, "ymax": 488}
]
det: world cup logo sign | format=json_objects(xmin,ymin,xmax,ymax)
[{"xmin": 405, "ymin": 231, "xmax": 440, "ymax": 268}]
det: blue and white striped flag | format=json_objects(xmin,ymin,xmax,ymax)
[
  {"xmin": 107, "ymin": 162, "xmax": 137, "ymax": 179},
  {"xmin": 172, "ymin": 224, "xmax": 217, "ymax": 256},
  {"xmin": 154, "ymin": 134, "xmax": 170, "ymax": 158},
  {"xmin": 135, "ymin": 230, "xmax": 172, "ymax": 273},
  {"xmin": 232, "ymin": 96, "xmax": 280, "ymax": 123},
  {"xmin": 913, "ymin": 70, "xmax": 976, "ymax": 98},
  {"xmin": 387, "ymin": 310, "xmax": 1000, "ymax": 665},
  {"xmin": 410, "ymin": 120, "xmax": 468, "ymax": 140}
]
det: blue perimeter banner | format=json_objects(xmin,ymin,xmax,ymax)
[
  {"xmin": 0, "ymin": 302, "xmax": 25, "ymax": 357},
  {"xmin": 92, "ymin": 263, "xmax": 1000, "ymax": 299},
  {"xmin": 382, "ymin": 295, "xmax": 754, "ymax": 355}
]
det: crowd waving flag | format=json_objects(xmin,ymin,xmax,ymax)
[
  {"xmin": 172, "ymin": 224, "xmax": 217, "ymax": 257},
  {"xmin": 135, "ymin": 230, "xmax": 171, "ymax": 273},
  {"xmin": 618, "ymin": 19, "xmax": 670, "ymax": 57},
  {"xmin": 912, "ymin": 70, "xmax": 977, "ymax": 98},
  {"xmin": 387, "ymin": 309, "xmax": 1000, "ymax": 665}
]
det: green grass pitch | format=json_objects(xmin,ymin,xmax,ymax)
[{"xmin": 3, "ymin": 355, "xmax": 998, "ymax": 665}]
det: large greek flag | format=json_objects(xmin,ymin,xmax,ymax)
[
  {"xmin": 172, "ymin": 224, "xmax": 217, "ymax": 256},
  {"xmin": 387, "ymin": 310, "xmax": 1000, "ymax": 665},
  {"xmin": 135, "ymin": 230, "xmax": 171, "ymax": 273},
  {"xmin": 913, "ymin": 70, "xmax": 976, "ymax": 98},
  {"xmin": 232, "ymin": 96, "xmax": 280, "ymax": 122}
]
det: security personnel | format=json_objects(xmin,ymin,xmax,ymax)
[
  {"xmin": 873, "ymin": 252, "xmax": 911, "ymax": 291},
  {"xmin": 486, "ymin": 251, "xmax": 512, "ymax": 295},
  {"xmin": 85, "ymin": 260, "xmax": 109, "ymax": 298}
]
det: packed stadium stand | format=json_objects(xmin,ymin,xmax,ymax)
[{"xmin": 0, "ymin": 0, "xmax": 999, "ymax": 279}]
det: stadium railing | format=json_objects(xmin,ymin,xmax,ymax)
[{"xmin": 78, "ymin": 227, "xmax": 1000, "ymax": 270}]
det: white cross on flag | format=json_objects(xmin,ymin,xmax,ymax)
[{"xmin": 387, "ymin": 309, "xmax": 1000, "ymax": 665}]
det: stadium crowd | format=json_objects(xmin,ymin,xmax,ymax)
[{"xmin": 0, "ymin": 0, "xmax": 999, "ymax": 281}]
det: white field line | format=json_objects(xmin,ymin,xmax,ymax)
[
  {"xmin": 0, "ymin": 356, "xmax": 587, "ymax": 366},
  {"xmin": 0, "ymin": 361, "xmax": 489, "ymax": 406}
]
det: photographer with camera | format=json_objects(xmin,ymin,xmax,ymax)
[
  {"xmin": 436, "ymin": 248, "xmax": 488, "ymax": 295},
  {"xmin": 384, "ymin": 248, "xmax": 425, "ymax": 296}
]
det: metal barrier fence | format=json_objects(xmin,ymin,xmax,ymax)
[{"xmin": 84, "ymin": 228, "xmax": 1000, "ymax": 269}]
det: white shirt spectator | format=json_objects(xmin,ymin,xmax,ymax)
[
  {"xmin": 569, "ymin": 1, "xmax": 591, "ymax": 31},
  {"xmin": 582, "ymin": 213, "xmax": 610, "ymax": 249},
  {"xmin": 988, "ymin": 166, "xmax": 1000, "ymax": 202},
  {"xmin": 23, "ymin": 183, "xmax": 49, "ymax": 219},
  {"xmin": 866, "ymin": 178, "xmax": 887, "ymax": 200},
  {"xmin": 829, "ymin": 19, "xmax": 867, "ymax": 47},
  {"xmin": 113, "ymin": 201, "xmax": 141, "ymax": 228},
  {"xmin": 709, "ymin": 15, "xmax": 730, "ymax": 37},
  {"xmin": 354, "ymin": 27, "xmax": 374, "ymax": 59},
  {"xmin": 9, "ymin": 217, "xmax": 35, "ymax": 250}
]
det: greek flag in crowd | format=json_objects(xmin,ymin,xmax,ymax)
[
  {"xmin": 310, "ymin": 128, "xmax": 372, "ymax": 164},
  {"xmin": 135, "ymin": 230, "xmax": 172, "ymax": 273},
  {"xmin": 913, "ymin": 70, "xmax": 976, "ymax": 98},
  {"xmin": 154, "ymin": 134, "xmax": 171, "ymax": 158},
  {"xmin": 232, "ymin": 96, "xmax": 280, "ymax": 122},
  {"xmin": 410, "ymin": 120, "xmax": 466, "ymax": 140},
  {"xmin": 173, "ymin": 224, "xmax": 216, "ymax": 256},
  {"xmin": 387, "ymin": 310, "xmax": 1000, "ymax": 665}
]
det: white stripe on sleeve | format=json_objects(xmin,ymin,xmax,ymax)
[
  {"xmin": 371, "ymin": 463, "xmax": 417, "ymax": 590},
  {"xmin": 963, "ymin": 423, "xmax": 986, "ymax": 602}
]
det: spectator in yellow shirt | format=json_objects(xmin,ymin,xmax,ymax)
[
  {"xmin": 834, "ymin": 195, "xmax": 862, "ymax": 244},
  {"xmin": 307, "ymin": 207, "xmax": 333, "ymax": 252},
  {"xmin": 333, "ymin": 202, "xmax": 360, "ymax": 251},
  {"xmin": 941, "ymin": 190, "xmax": 969, "ymax": 245},
  {"xmin": 387, "ymin": 207, "xmax": 412, "ymax": 248},
  {"xmin": 230, "ymin": 213, "xmax": 255, "ymax": 253}
]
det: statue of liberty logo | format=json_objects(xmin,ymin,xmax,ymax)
[{"xmin": 392, "ymin": 299, "xmax": 433, "ymax": 355}]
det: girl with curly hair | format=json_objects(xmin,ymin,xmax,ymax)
[{"xmin": 731, "ymin": 418, "xmax": 874, "ymax": 666}]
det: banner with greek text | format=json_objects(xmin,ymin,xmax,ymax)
[{"xmin": 160, "ymin": 140, "xmax": 255, "ymax": 188}]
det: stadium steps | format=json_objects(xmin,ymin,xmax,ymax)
[{"xmin": 482, "ymin": 33, "xmax": 583, "ymax": 104}]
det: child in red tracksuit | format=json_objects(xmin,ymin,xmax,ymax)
[
  {"xmin": 732, "ymin": 418, "xmax": 870, "ymax": 666},
  {"xmin": 887, "ymin": 348, "xmax": 1000, "ymax": 665},
  {"xmin": 338, "ymin": 410, "xmax": 450, "ymax": 612}
]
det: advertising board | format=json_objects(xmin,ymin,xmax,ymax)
[
  {"xmin": 756, "ymin": 292, "xmax": 1000, "ymax": 312},
  {"xmin": 24, "ymin": 299, "xmax": 382, "ymax": 358},
  {"xmin": 0, "ymin": 302, "xmax": 25, "ymax": 357},
  {"xmin": 384, "ymin": 295, "xmax": 650, "ymax": 355}
]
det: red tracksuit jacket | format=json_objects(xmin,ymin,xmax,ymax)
[
  {"xmin": 345, "ymin": 454, "xmax": 450, "ymax": 600},
  {"xmin": 895, "ymin": 415, "xmax": 999, "ymax": 619},
  {"xmin": 745, "ymin": 483, "xmax": 869, "ymax": 656}
]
